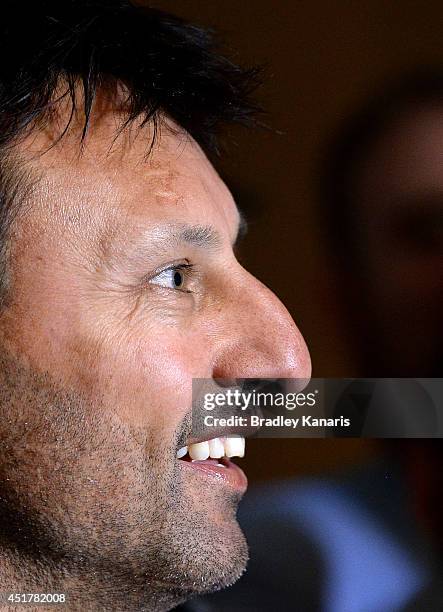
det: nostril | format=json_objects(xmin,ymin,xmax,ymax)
[
  {"xmin": 214, "ymin": 377, "xmax": 238, "ymax": 389},
  {"xmin": 239, "ymin": 378, "xmax": 262, "ymax": 392},
  {"xmin": 240, "ymin": 378, "xmax": 282, "ymax": 394}
]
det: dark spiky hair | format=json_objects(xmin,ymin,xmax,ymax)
[
  {"xmin": 0, "ymin": 0, "xmax": 261, "ymax": 306},
  {"xmin": 0, "ymin": 0, "xmax": 261, "ymax": 155}
]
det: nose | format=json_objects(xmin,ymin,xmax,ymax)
[{"xmin": 212, "ymin": 268, "xmax": 311, "ymax": 382}]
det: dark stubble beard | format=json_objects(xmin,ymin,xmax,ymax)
[{"xmin": 0, "ymin": 351, "xmax": 248, "ymax": 611}]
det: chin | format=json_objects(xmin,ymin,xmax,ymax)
[
  {"xmin": 159, "ymin": 503, "xmax": 249, "ymax": 597},
  {"xmin": 148, "ymin": 440, "xmax": 250, "ymax": 596},
  {"xmin": 183, "ymin": 526, "xmax": 249, "ymax": 596}
]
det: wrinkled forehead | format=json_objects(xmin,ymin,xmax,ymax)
[{"xmin": 17, "ymin": 111, "xmax": 240, "ymax": 253}]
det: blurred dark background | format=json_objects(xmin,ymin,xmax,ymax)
[{"xmin": 147, "ymin": 1, "xmax": 443, "ymax": 483}]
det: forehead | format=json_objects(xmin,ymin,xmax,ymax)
[{"xmin": 20, "ymin": 113, "xmax": 239, "ymax": 246}]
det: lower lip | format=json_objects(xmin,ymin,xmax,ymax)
[{"xmin": 179, "ymin": 456, "xmax": 248, "ymax": 492}]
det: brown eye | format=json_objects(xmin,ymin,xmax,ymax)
[
  {"xmin": 173, "ymin": 270, "xmax": 184, "ymax": 288},
  {"xmin": 149, "ymin": 264, "xmax": 194, "ymax": 292}
]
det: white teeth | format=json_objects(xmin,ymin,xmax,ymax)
[
  {"xmin": 179, "ymin": 437, "xmax": 245, "ymax": 460},
  {"xmin": 188, "ymin": 441, "xmax": 210, "ymax": 460},
  {"xmin": 224, "ymin": 437, "xmax": 245, "ymax": 458},
  {"xmin": 238, "ymin": 437, "xmax": 245, "ymax": 457},
  {"xmin": 208, "ymin": 437, "xmax": 224, "ymax": 458},
  {"xmin": 176, "ymin": 446, "xmax": 188, "ymax": 459}
]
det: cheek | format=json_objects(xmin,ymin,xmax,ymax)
[
  {"xmin": 83, "ymin": 327, "xmax": 214, "ymax": 430},
  {"xmin": 134, "ymin": 331, "xmax": 212, "ymax": 421}
]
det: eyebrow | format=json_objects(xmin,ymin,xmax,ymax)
[
  {"xmin": 177, "ymin": 210, "xmax": 248, "ymax": 250},
  {"xmin": 178, "ymin": 225, "xmax": 222, "ymax": 249},
  {"xmin": 106, "ymin": 209, "xmax": 248, "ymax": 269}
]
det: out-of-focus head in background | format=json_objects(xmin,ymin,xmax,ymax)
[{"xmin": 321, "ymin": 70, "xmax": 443, "ymax": 377}]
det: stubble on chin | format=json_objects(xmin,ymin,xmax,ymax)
[{"xmin": 0, "ymin": 351, "xmax": 248, "ymax": 608}]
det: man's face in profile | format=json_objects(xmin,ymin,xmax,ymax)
[{"xmin": 0, "ymin": 98, "xmax": 310, "ymax": 606}]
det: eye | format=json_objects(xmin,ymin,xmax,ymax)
[{"xmin": 149, "ymin": 263, "xmax": 193, "ymax": 292}]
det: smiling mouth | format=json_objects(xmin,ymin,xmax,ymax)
[
  {"xmin": 177, "ymin": 436, "xmax": 245, "ymax": 461},
  {"xmin": 177, "ymin": 437, "xmax": 247, "ymax": 491}
]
